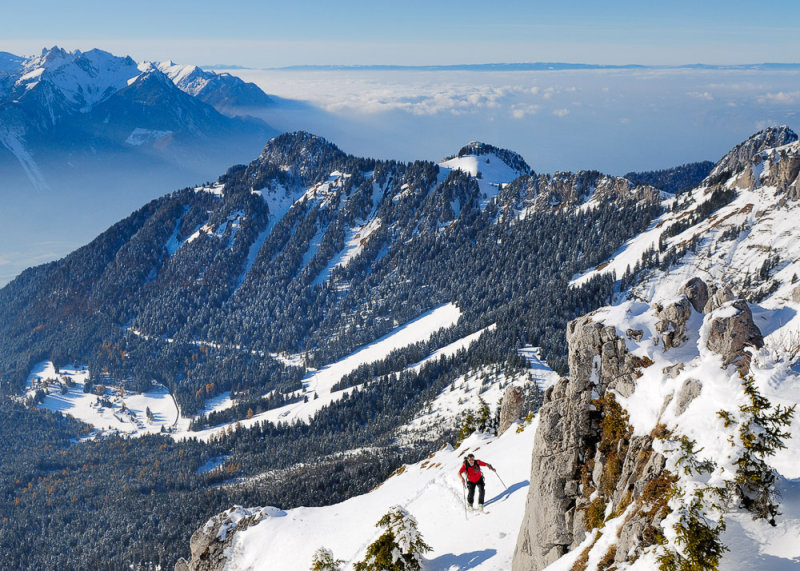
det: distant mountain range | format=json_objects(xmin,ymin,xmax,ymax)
[
  {"xmin": 271, "ymin": 62, "xmax": 800, "ymax": 72},
  {"xmin": 0, "ymin": 47, "xmax": 276, "ymax": 193}
]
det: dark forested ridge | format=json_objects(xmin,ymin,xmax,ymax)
[
  {"xmin": 624, "ymin": 160, "xmax": 715, "ymax": 194},
  {"xmin": 0, "ymin": 129, "xmax": 737, "ymax": 569}
]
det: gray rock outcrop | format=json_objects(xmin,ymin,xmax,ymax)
[
  {"xmin": 175, "ymin": 506, "xmax": 280, "ymax": 571},
  {"xmin": 703, "ymin": 283, "xmax": 735, "ymax": 313},
  {"xmin": 680, "ymin": 277, "xmax": 709, "ymax": 314},
  {"xmin": 512, "ymin": 313, "xmax": 665, "ymax": 571},
  {"xmin": 674, "ymin": 378, "xmax": 702, "ymax": 416},
  {"xmin": 498, "ymin": 385, "xmax": 526, "ymax": 435},
  {"xmin": 704, "ymin": 299, "xmax": 764, "ymax": 371},
  {"xmin": 654, "ymin": 296, "xmax": 693, "ymax": 349},
  {"xmin": 707, "ymin": 126, "xmax": 797, "ymax": 182}
]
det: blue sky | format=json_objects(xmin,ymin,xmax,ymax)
[{"xmin": 4, "ymin": 1, "xmax": 800, "ymax": 67}]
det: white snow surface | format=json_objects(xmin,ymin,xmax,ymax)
[
  {"xmin": 125, "ymin": 127, "xmax": 173, "ymax": 146},
  {"xmin": 222, "ymin": 423, "xmax": 538, "ymax": 571},
  {"xmin": 440, "ymin": 149, "xmax": 526, "ymax": 209},
  {"xmin": 186, "ymin": 303, "xmax": 463, "ymax": 441},
  {"xmin": 24, "ymin": 362, "xmax": 178, "ymax": 437}
]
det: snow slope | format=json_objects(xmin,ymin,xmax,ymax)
[
  {"xmin": 24, "ymin": 362, "xmax": 178, "ymax": 436},
  {"xmin": 222, "ymin": 422, "xmax": 538, "ymax": 571},
  {"xmin": 185, "ymin": 303, "xmax": 463, "ymax": 441},
  {"xmin": 440, "ymin": 144, "xmax": 530, "ymax": 208}
]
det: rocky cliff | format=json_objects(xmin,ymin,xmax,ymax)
[{"xmin": 512, "ymin": 277, "xmax": 769, "ymax": 570}]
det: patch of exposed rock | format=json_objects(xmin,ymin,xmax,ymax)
[
  {"xmin": 512, "ymin": 312, "xmax": 664, "ymax": 570},
  {"xmin": 512, "ymin": 277, "xmax": 764, "ymax": 570},
  {"xmin": 704, "ymin": 299, "xmax": 764, "ymax": 371},
  {"xmin": 680, "ymin": 277, "xmax": 709, "ymax": 313},
  {"xmin": 654, "ymin": 296, "xmax": 692, "ymax": 349},
  {"xmin": 707, "ymin": 125, "xmax": 797, "ymax": 182},
  {"xmin": 498, "ymin": 384, "xmax": 525, "ymax": 435},
  {"xmin": 703, "ymin": 283, "xmax": 735, "ymax": 313},
  {"xmin": 175, "ymin": 506, "xmax": 283, "ymax": 571}
]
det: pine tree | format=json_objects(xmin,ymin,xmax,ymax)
[
  {"xmin": 310, "ymin": 547, "xmax": 344, "ymax": 571},
  {"xmin": 353, "ymin": 506, "xmax": 431, "ymax": 571},
  {"xmin": 475, "ymin": 397, "xmax": 491, "ymax": 433},
  {"xmin": 731, "ymin": 374, "xmax": 795, "ymax": 525}
]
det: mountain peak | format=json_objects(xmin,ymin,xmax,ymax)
[
  {"xmin": 256, "ymin": 131, "xmax": 347, "ymax": 183},
  {"xmin": 709, "ymin": 125, "xmax": 798, "ymax": 181},
  {"xmin": 453, "ymin": 141, "xmax": 532, "ymax": 175}
]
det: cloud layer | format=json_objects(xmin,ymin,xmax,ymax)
[{"xmin": 238, "ymin": 68, "xmax": 800, "ymax": 175}]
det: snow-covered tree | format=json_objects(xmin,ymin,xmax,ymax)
[
  {"xmin": 310, "ymin": 547, "xmax": 344, "ymax": 571},
  {"xmin": 354, "ymin": 505, "xmax": 431, "ymax": 571}
]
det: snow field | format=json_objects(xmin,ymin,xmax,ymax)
[
  {"xmin": 185, "ymin": 303, "xmax": 463, "ymax": 441},
  {"xmin": 24, "ymin": 362, "xmax": 178, "ymax": 437},
  {"xmin": 439, "ymin": 150, "xmax": 525, "ymax": 209},
  {"xmin": 223, "ymin": 420, "xmax": 538, "ymax": 571}
]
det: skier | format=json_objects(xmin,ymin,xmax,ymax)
[{"xmin": 458, "ymin": 453, "xmax": 495, "ymax": 512}]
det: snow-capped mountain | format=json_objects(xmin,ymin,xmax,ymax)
[
  {"xmin": 158, "ymin": 60, "xmax": 273, "ymax": 113},
  {"xmin": 0, "ymin": 46, "xmax": 276, "ymax": 193}
]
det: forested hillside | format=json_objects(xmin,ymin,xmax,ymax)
[{"xmin": 0, "ymin": 130, "xmax": 732, "ymax": 569}]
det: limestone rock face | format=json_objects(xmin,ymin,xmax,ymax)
[
  {"xmin": 680, "ymin": 277, "xmax": 709, "ymax": 314},
  {"xmin": 512, "ymin": 313, "xmax": 662, "ymax": 571},
  {"xmin": 175, "ymin": 506, "xmax": 279, "ymax": 571},
  {"xmin": 654, "ymin": 296, "xmax": 693, "ymax": 349},
  {"xmin": 512, "ymin": 280, "xmax": 767, "ymax": 571},
  {"xmin": 675, "ymin": 378, "xmax": 702, "ymax": 416},
  {"xmin": 498, "ymin": 385, "xmax": 526, "ymax": 435},
  {"xmin": 703, "ymin": 283, "xmax": 735, "ymax": 313},
  {"xmin": 762, "ymin": 150, "xmax": 800, "ymax": 196},
  {"xmin": 705, "ymin": 299, "xmax": 764, "ymax": 371},
  {"xmin": 708, "ymin": 126, "xmax": 797, "ymax": 181}
]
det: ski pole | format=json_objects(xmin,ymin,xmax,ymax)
[
  {"xmin": 493, "ymin": 470, "xmax": 508, "ymax": 491},
  {"xmin": 462, "ymin": 480, "xmax": 469, "ymax": 520}
]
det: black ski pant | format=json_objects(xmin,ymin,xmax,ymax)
[{"xmin": 466, "ymin": 477, "xmax": 485, "ymax": 505}]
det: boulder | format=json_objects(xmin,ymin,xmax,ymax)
[
  {"xmin": 705, "ymin": 300, "xmax": 764, "ymax": 371},
  {"xmin": 680, "ymin": 277, "xmax": 709, "ymax": 313},
  {"xmin": 674, "ymin": 379, "xmax": 702, "ymax": 416},
  {"xmin": 176, "ymin": 506, "xmax": 278, "ymax": 571},
  {"xmin": 792, "ymin": 284, "xmax": 800, "ymax": 303},
  {"xmin": 654, "ymin": 297, "xmax": 692, "ymax": 349},
  {"xmin": 703, "ymin": 284, "xmax": 735, "ymax": 313},
  {"xmin": 498, "ymin": 385, "xmax": 526, "ymax": 435}
]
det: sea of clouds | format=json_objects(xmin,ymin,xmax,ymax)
[{"xmin": 235, "ymin": 68, "xmax": 800, "ymax": 175}]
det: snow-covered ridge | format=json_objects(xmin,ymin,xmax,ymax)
[
  {"xmin": 184, "ymin": 422, "xmax": 539, "ymax": 570},
  {"xmin": 571, "ymin": 138, "xmax": 800, "ymax": 296},
  {"xmin": 439, "ymin": 143, "xmax": 530, "ymax": 209}
]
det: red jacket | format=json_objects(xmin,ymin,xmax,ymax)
[{"xmin": 459, "ymin": 460, "xmax": 488, "ymax": 483}]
